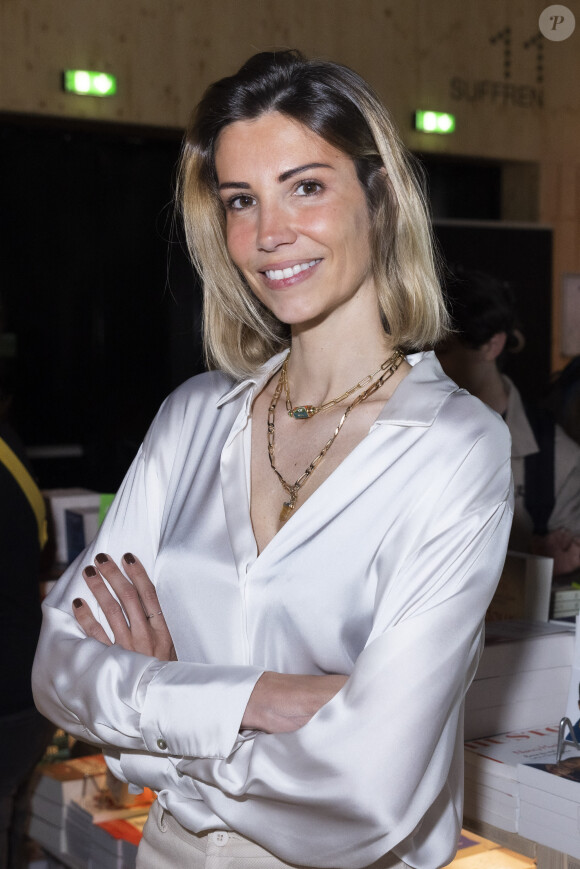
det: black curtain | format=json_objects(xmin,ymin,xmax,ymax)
[{"xmin": 0, "ymin": 118, "xmax": 204, "ymax": 491}]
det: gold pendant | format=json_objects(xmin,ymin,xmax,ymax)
[{"xmin": 279, "ymin": 501, "xmax": 295, "ymax": 523}]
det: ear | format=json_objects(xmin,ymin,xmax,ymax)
[{"xmin": 481, "ymin": 332, "xmax": 507, "ymax": 362}]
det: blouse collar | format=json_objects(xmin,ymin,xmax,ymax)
[{"xmin": 216, "ymin": 350, "xmax": 460, "ymax": 430}]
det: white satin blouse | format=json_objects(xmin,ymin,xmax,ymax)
[{"xmin": 33, "ymin": 351, "xmax": 513, "ymax": 869}]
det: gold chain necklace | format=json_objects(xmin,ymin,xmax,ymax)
[
  {"xmin": 268, "ymin": 348, "xmax": 405, "ymax": 523},
  {"xmin": 282, "ymin": 353, "xmax": 402, "ymax": 419}
]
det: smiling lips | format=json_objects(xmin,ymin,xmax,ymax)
[{"xmin": 264, "ymin": 259, "xmax": 321, "ymax": 281}]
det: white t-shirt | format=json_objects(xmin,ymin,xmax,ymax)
[{"xmin": 503, "ymin": 375, "xmax": 580, "ymax": 551}]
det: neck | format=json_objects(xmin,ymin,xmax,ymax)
[
  {"xmin": 286, "ymin": 314, "xmax": 397, "ymax": 407},
  {"xmin": 468, "ymin": 365, "xmax": 509, "ymax": 416}
]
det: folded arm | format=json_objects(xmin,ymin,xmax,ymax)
[{"xmin": 72, "ymin": 551, "xmax": 347, "ymax": 735}]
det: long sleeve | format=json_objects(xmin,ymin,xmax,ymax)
[
  {"xmin": 32, "ymin": 374, "xmax": 264, "ymax": 760},
  {"xmin": 32, "ymin": 353, "xmax": 513, "ymax": 869},
  {"xmin": 167, "ymin": 422, "xmax": 513, "ymax": 868}
]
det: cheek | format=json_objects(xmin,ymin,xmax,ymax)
[{"xmin": 225, "ymin": 221, "xmax": 252, "ymax": 269}]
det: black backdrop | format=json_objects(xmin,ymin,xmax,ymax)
[
  {"xmin": 0, "ymin": 118, "xmax": 203, "ymax": 490},
  {"xmin": 433, "ymin": 221, "xmax": 553, "ymax": 403},
  {"xmin": 0, "ymin": 118, "xmax": 552, "ymax": 491}
]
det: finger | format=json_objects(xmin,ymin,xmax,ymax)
[
  {"xmin": 92, "ymin": 554, "xmax": 152, "ymax": 636},
  {"xmin": 122, "ymin": 553, "xmax": 174, "ymax": 659},
  {"xmin": 73, "ymin": 597, "xmax": 113, "ymax": 646},
  {"xmin": 83, "ymin": 565, "xmax": 135, "ymax": 649},
  {"xmin": 121, "ymin": 553, "xmax": 165, "ymax": 628}
]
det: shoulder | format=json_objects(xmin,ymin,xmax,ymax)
[
  {"xmin": 160, "ymin": 369, "xmax": 236, "ymax": 416},
  {"xmin": 138, "ymin": 369, "xmax": 238, "ymax": 453},
  {"xmin": 402, "ymin": 354, "xmax": 512, "ymax": 503},
  {"xmin": 401, "ymin": 352, "xmax": 511, "ymax": 452},
  {"xmin": 439, "ymin": 385, "xmax": 510, "ymax": 449},
  {"xmin": 555, "ymin": 421, "xmax": 580, "ymax": 468}
]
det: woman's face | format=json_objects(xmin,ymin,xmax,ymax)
[{"xmin": 214, "ymin": 111, "xmax": 376, "ymax": 329}]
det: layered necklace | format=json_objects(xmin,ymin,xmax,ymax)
[{"xmin": 268, "ymin": 348, "xmax": 405, "ymax": 523}]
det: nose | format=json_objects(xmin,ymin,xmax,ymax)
[{"xmin": 256, "ymin": 200, "xmax": 297, "ymax": 251}]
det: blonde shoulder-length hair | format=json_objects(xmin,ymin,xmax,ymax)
[{"xmin": 178, "ymin": 50, "xmax": 448, "ymax": 379}]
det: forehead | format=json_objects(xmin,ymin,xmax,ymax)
[{"xmin": 214, "ymin": 112, "xmax": 352, "ymax": 181}]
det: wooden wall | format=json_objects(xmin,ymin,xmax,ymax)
[{"xmin": 1, "ymin": 0, "xmax": 578, "ymax": 369}]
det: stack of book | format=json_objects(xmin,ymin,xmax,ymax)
[
  {"xmin": 464, "ymin": 724, "xmax": 564, "ymax": 832},
  {"xmin": 464, "ymin": 620, "xmax": 575, "ymax": 740},
  {"xmin": 91, "ymin": 815, "xmax": 148, "ymax": 869},
  {"xmin": 518, "ymin": 754, "xmax": 580, "ymax": 859},
  {"xmin": 551, "ymin": 584, "xmax": 580, "ymax": 620},
  {"xmin": 465, "ymin": 723, "xmax": 580, "ymax": 859},
  {"xmin": 486, "ymin": 551, "xmax": 553, "ymax": 623},
  {"xmin": 30, "ymin": 754, "xmax": 154, "ymax": 868},
  {"xmin": 66, "ymin": 800, "xmax": 151, "ymax": 869},
  {"xmin": 29, "ymin": 755, "xmax": 108, "ymax": 859}
]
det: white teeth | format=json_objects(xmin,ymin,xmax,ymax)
[{"xmin": 265, "ymin": 259, "xmax": 319, "ymax": 281}]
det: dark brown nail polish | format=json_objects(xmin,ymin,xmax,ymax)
[
  {"xmin": 123, "ymin": 553, "xmax": 136, "ymax": 565},
  {"xmin": 85, "ymin": 566, "xmax": 97, "ymax": 577},
  {"xmin": 95, "ymin": 553, "xmax": 108, "ymax": 564},
  {"xmin": 73, "ymin": 598, "xmax": 83, "ymax": 609}
]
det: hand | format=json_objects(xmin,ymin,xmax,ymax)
[
  {"xmin": 73, "ymin": 552, "xmax": 177, "ymax": 661},
  {"xmin": 242, "ymin": 671, "xmax": 348, "ymax": 733},
  {"xmin": 531, "ymin": 528, "xmax": 580, "ymax": 577}
]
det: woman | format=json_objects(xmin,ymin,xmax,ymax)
[
  {"xmin": 33, "ymin": 51, "xmax": 513, "ymax": 869},
  {"xmin": 436, "ymin": 268, "xmax": 580, "ymax": 576}
]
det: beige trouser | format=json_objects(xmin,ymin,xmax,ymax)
[{"xmin": 137, "ymin": 799, "xmax": 407, "ymax": 869}]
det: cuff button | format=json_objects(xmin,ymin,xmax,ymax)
[{"xmin": 156, "ymin": 738, "xmax": 168, "ymax": 751}]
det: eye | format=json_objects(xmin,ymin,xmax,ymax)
[
  {"xmin": 295, "ymin": 180, "xmax": 323, "ymax": 197},
  {"xmin": 226, "ymin": 193, "xmax": 256, "ymax": 211}
]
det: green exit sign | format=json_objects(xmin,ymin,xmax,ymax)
[
  {"xmin": 414, "ymin": 110, "xmax": 456, "ymax": 134},
  {"xmin": 63, "ymin": 70, "xmax": 117, "ymax": 97}
]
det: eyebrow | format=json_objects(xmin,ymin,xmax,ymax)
[
  {"xmin": 218, "ymin": 162, "xmax": 333, "ymax": 191},
  {"xmin": 278, "ymin": 162, "xmax": 333, "ymax": 182}
]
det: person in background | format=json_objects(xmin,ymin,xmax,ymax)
[
  {"xmin": 0, "ymin": 345, "xmax": 54, "ymax": 868},
  {"xmin": 437, "ymin": 268, "xmax": 580, "ymax": 577},
  {"xmin": 33, "ymin": 51, "xmax": 512, "ymax": 869}
]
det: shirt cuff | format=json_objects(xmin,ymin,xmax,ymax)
[{"xmin": 139, "ymin": 661, "xmax": 264, "ymax": 759}]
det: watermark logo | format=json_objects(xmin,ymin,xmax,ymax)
[{"xmin": 539, "ymin": 5, "xmax": 576, "ymax": 41}]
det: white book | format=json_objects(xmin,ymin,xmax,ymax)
[
  {"xmin": 476, "ymin": 622, "xmax": 574, "ymax": 680},
  {"xmin": 462, "ymin": 800, "xmax": 518, "ymax": 833},
  {"xmin": 487, "ymin": 551, "xmax": 553, "ymax": 622},
  {"xmin": 466, "ymin": 665, "xmax": 571, "ymax": 708},
  {"xmin": 65, "ymin": 505, "xmax": 100, "ymax": 562},
  {"xmin": 513, "ymin": 720, "xmax": 580, "ymax": 856},
  {"xmin": 465, "ymin": 724, "xmax": 563, "ymax": 765},
  {"xmin": 43, "ymin": 488, "xmax": 101, "ymax": 563},
  {"xmin": 518, "ymin": 755, "xmax": 580, "ymax": 802},
  {"xmin": 464, "ymin": 753, "xmax": 518, "ymax": 784},
  {"xmin": 552, "ymin": 585, "xmax": 580, "ymax": 602},
  {"xmin": 89, "ymin": 814, "xmax": 147, "ymax": 869},
  {"xmin": 519, "ymin": 780, "xmax": 577, "ymax": 816},
  {"xmin": 463, "ymin": 793, "xmax": 517, "ymax": 829},
  {"xmin": 565, "ymin": 615, "xmax": 580, "ymax": 731},
  {"xmin": 464, "ymin": 766, "xmax": 516, "ymax": 790},
  {"xmin": 33, "ymin": 755, "xmax": 108, "ymax": 807},
  {"xmin": 518, "ymin": 807, "xmax": 580, "ymax": 860},
  {"xmin": 463, "ymin": 780, "xmax": 518, "ymax": 813},
  {"xmin": 464, "ymin": 694, "xmax": 569, "ymax": 740},
  {"xmin": 31, "ymin": 791, "xmax": 65, "ymax": 828},
  {"xmin": 28, "ymin": 813, "xmax": 63, "ymax": 857}
]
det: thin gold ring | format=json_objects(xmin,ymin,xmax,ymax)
[{"xmin": 146, "ymin": 611, "xmax": 163, "ymax": 620}]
